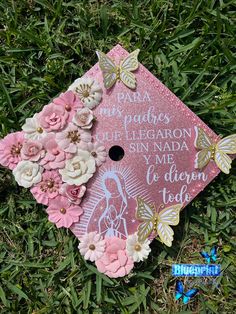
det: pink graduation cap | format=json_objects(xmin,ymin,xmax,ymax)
[
  {"xmin": 1, "ymin": 44, "xmax": 235, "ymax": 278},
  {"xmin": 71, "ymin": 44, "xmax": 222, "ymax": 239}
]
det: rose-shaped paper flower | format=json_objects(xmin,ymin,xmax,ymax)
[
  {"xmin": 55, "ymin": 123, "xmax": 91, "ymax": 153},
  {"xmin": 95, "ymin": 237, "xmax": 134, "ymax": 278},
  {"xmin": 59, "ymin": 150, "xmax": 96, "ymax": 185},
  {"xmin": 52, "ymin": 90, "xmax": 82, "ymax": 121},
  {"xmin": 38, "ymin": 103, "xmax": 69, "ymax": 132},
  {"xmin": 68, "ymin": 77, "xmax": 102, "ymax": 109},
  {"xmin": 78, "ymin": 232, "xmax": 105, "ymax": 262},
  {"xmin": 126, "ymin": 233, "xmax": 151, "ymax": 262},
  {"xmin": 72, "ymin": 107, "xmax": 94, "ymax": 130},
  {"xmin": 40, "ymin": 134, "xmax": 72, "ymax": 170},
  {"xmin": 31, "ymin": 170, "xmax": 62, "ymax": 205},
  {"xmin": 22, "ymin": 113, "xmax": 46, "ymax": 140},
  {"xmin": 0, "ymin": 132, "xmax": 25, "ymax": 170},
  {"xmin": 13, "ymin": 160, "xmax": 43, "ymax": 188},
  {"xmin": 81, "ymin": 142, "xmax": 107, "ymax": 166},
  {"xmin": 21, "ymin": 139, "xmax": 45, "ymax": 162},
  {"xmin": 60, "ymin": 183, "xmax": 86, "ymax": 205},
  {"xmin": 46, "ymin": 196, "xmax": 83, "ymax": 228}
]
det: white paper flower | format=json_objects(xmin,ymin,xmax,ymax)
[
  {"xmin": 126, "ymin": 233, "xmax": 151, "ymax": 262},
  {"xmin": 13, "ymin": 160, "xmax": 43, "ymax": 188},
  {"xmin": 59, "ymin": 150, "xmax": 96, "ymax": 185},
  {"xmin": 81, "ymin": 142, "xmax": 107, "ymax": 166},
  {"xmin": 72, "ymin": 107, "xmax": 94, "ymax": 129},
  {"xmin": 68, "ymin": 77, "xmax": 102, "ymax": 109},
  {"xmin": 78, "ymin": 232, "xmax": 105, "ymax": 262},
  {"xmin": 22, "ymin": 113, "xmax": 47, "ymax": 140}
]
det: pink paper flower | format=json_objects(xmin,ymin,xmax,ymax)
[
  {"xmin": 38, "ymin": 103, "xmax": 69, "ymax": 132},
  {"xmin": 52, "ymin": 90, "xmax": 82, "ymax": 122},
  {"xmin": 60, "ymin": 183, "xmax": 86, "ymax": 204},
  {"xmin": 73, "ymin": 107, "xmax": 94, "ymax": 129},
  {"xmin": 82, "ymin": 142, "xmax": 107, "ymax": 166},
  {"xmin": 21, "ymin": 139, "xmax": 45, "ymax": 162},
  {"xmin": 46, "ymin": 196, "xmax": 83, "ymax": 228},
  {"xmin": 78, "ymin": 232, "xmax": 106, "ymax": 262},
  {"xmin": 40, "ymin": 134, "xmax": 72, "ymax": 170},
  {"xmin": 55, "ymin": 123, "xmax": 91, "ymax": 153},
  {"xmin": 31, "ymin": 170, "xmax": 62, "ymax": 205},
  {"xmin": 0, "ymin": 131, "xmax": 25, "ymax": 170},
  {"xmin": 95, "ymin": 237, "xmax": 134, "ymax": 278}
]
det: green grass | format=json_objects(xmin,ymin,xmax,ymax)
[{"xmin": 0, "ymin": 0, "xmax": 236, "ymax": 313}]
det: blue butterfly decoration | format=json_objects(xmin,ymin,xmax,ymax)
[
  {"xmin": 175, "ymin": 280, "xmax": 199, "ymax": 304},
  {"xmin": 200, "ymin": 246, "xmax": 217, "ymax": 263}
]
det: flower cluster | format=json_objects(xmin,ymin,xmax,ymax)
[
  {"xmin": 0, "ymin": 77, "xmax": 105, "ymax": 229},
  {"xmin": 78, "ymin": 232, "xmax": 151, "ymax": 278}
]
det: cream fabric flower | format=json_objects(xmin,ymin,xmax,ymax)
[
  {"xmin": 13, "ymin": 160, "xmax": 43, "ymax": 188},
  {"xmin": 22, "ymin": 113, "xmax": 46, "ymax": 140},
  {"xmin": 126, "ymin": 233, "xmax": 151, "ymax": 262},
  {"xmin": 59, "ymin": 150, "xmax": 96, "ymax": 185},
  {"xmin": 78, "ymin": 232, "xmax": 105, "ymax": 262},
  {"xmin": 68, "ymin": 77, "xmax": 102, "ymax": 109}
]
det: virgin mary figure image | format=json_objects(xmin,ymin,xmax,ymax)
[
  {"xmin": 86, "ymin": 169, "xmax": 137, "ymax": 238},
  {"xmin": 98, "ymin": 170, "xmax": 129, "ymax": 238}
]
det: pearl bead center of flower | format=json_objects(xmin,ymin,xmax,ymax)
[
  {"xmin": 60, "ymin": 208, "xmax": 66, "ymax": 214},
  {"xmin": 89, "ymin": 244, "xmax": 96, "ymax": 250},
  {"xmin": 40, "ymin": 180, "xmax": 57, "ymax": 192},
  {"xmin": 65, "ymin": 104, "xmax": 71, "ymax": 111},
  {"xmin": 67, "ymin": 130, "xmax": 80, "ymax": 143},
  {"xmin": 47, "ymin": 180, "xmax": 54, "ymax": 188},
  {"xmin": 134, "ymin": 244, "xmax": 142, "ymax": 251},
  {"xmin": 37, "ymin": 127, "xmax": 43, "ymax": 133},
  {"xmin": 11, "ymin": 143, "xmax": 22, "ymax": 156}
]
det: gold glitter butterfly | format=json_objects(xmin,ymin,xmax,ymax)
[
  {"xmin": 194, "ymin": 127, "xmax": 236, "ymax": 174},
  {"xmin": 96, "ymin": 49, "xmax": 140, "ymax": 89},
  {"xmin": 136, "ymin": 197, "xmax": 182, "ymax": 247}
]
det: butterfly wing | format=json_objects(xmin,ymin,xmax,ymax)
[
  {"xmin": 214, "ymin": 135, "xmax": 236, "ymax": 174},
  {"xmin": 137, "ymin": 221, "xmax": 154, "ymax": 243},
  {"xmin": 210, "ymin": 246, "xmax": 217, "ymax": 262},
  {"xmin": 214, "ymin": 150, "xmax": 232, "ymax": 174},
  {"xmin": 120, "ymin": 49, "xmax": 140, "ymax": 89},
  {"xmin": 96, "ymin": 50, "xmax": 117, "ymax": 89},
  {"xmin": 136, "ymin": 197, "xmax": 155, "ymax": 242},
  {"xmin": 194, "ymin": 127, "xmax": 212, "ymax": 149},
  {"xmin": 216, "ymin": 134, "xmax": 236, "ymax": 154},
  {"xmin": 175, "ymin": 280, "xmax": 184, "ymax": 300},
  {"xmin": 156, "ymin": 204, "xmax": 182, "ymax": 247},
  {"xmin": 195, "ymin": 149, "xmax": 212, "ymax": 169},
  {"xmin": 194, "ymin": 127, "xmax": 212, "ymax": 169},
  {"xmin": 183, "ymin": 289, "xmax": 199, "ymax": 304},
  {"xmin": 200, "ymin": 251, "xmax": 210, "ymax": 263}
]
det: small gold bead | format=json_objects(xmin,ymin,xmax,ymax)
[
  {"xmin": 89, "ymin": 244, "xmax": 95, "ymax": 250},
  {"xmin": 47, "ymin": 181, "xmax": 54, "ymax": 188},
  {"xmin": 60, "ymin": 208, "xmax": 66, "ymax": 214},
  {"xmin": 37, "ymin": 127, "xmax": 43, "ymax": 133},
  {"xmin": 134, "ymin": 244, "xmax": 142, "ymax": 251}
]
